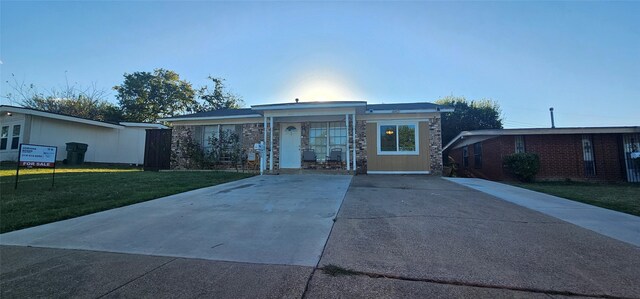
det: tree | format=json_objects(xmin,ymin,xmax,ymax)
[
  {"xmin": 114, "ymin": 69, "xmax": 197, "ymax": 122},
  {"xmin": 435, "ymin": 96, "xmax": 503, "ymax": 147},
  {"xmin": 3, "ymin": 73, "xmax": 123, "ymax": 122},
  {"xmin": 197, "ymin": 76, "xmax": 244, "ymax": 111}
]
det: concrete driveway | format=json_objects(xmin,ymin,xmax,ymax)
[
  {"xmin": 2, "ymin": 175, "xmax": 640, "ymax": 298},
  {"xmin": 310, "ymin": 175, "xmax": 640, "ymax": 298},
  {"xmin": 0, "ymin": 174, "xmax": 352, "ymax": 266}
]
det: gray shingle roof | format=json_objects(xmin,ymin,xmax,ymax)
[
  {"xmin": 366, "ymin": 102, "xmax": 451, "ymax": 111},
  {"xmin": 166, "ymin": 108, "xmax": 258, "ymax": 119}
]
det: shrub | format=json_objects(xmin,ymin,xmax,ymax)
[{"xmin": 503, "ymin": 153, "xmax": 540, "ymax": 182}]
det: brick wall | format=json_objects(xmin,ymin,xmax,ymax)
[
  {"xmin": 450, "ymin": 133, "xmax": 625, "ymax": 181},
  {"xmin": 428, "ymin": 116, "xmax": 443, "ymax": 175}
]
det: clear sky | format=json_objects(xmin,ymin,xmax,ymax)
[{"xmin": 1, "ymin": 1, "xmax": 638, "ymax": 128}]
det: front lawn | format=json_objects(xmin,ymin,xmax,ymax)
[
  {"xmin": 511, "ymin": 181, "xmax": 640, "ymax": 216},
  {"xmin": 0, "ymin": 165, "xmax": 254, "ymax": 233}
]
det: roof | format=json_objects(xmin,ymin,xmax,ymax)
[
  {"xmin": 158, "ymin": 108, "xmax": 261, "ymax": 121},
  {"xmin": 0, "ymin": 105, "xmax": 167, "ymax": 129},
  {"xmin": 443, "ymin": 126, "xmax": 640, "ymax": 151},
  {"xmin": 252, "ymin": 101, "xmax": 367, "ymax": 110},
  {"xmin": 366, "ymin": 102, "xmax": 454, "ymax": 113},
  {"xmin": 161, "ymin": 100, "xmax": 453, "ymax": 122}
]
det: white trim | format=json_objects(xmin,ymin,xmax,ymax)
[
  {"xmin": 1, "ymin": 106, "xmax": 124, "ymax": 129},
  {"xmin": 345, "ymin": 114, "xmax": 350, "ymax": 171},
  {"xmin": 376, "ymin": 120, "xmax": 420, "ymax": 156},
  {"xmin": 158, "ymin": 114, "xmax": 262, "ymax": 122},
  {"xmin": 367, "ymin": 171, "xmax": 431, "ymax": 174}
]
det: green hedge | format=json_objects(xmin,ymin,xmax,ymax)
[{"xmin": 503, "ymin": 153, "xmax": 540, "ymax": 182}]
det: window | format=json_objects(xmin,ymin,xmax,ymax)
[
  {"xmin": 309, "ymin": 122, "xmax": 347, "ymax": 162},
  {"xmin": 0, "ymin": 126, "xmax": 8, "ymax": 150},
  {"xmin": 462, "ymin": 146, "xmax": 469, "ymax": 167},
  {"xmin": 11, "ymin": 125, "xmax": 20, "ymax": 149},
  {"xmin": 582, "ymin": 135, "xmax": 596, "ymax": 176},
  {"xmin": 202, "ymin": 125, "xmax": 240, "ymax": 162},
  {"xmin": 474, "ymin": 142, "xmax": 482, "ymax": 169},
  {"xmin": 515, "ymin": 136, "xmax": 526, "ymax": 153},
  {"xmin": 377, "ymin": 122, "xmax": 418, "ymax": 155}
]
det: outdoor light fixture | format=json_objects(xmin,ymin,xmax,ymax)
[{"xmin": 385, "ymin": 128, "xmax": 395, "ymax": 135}]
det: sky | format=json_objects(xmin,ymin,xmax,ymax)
[{"xmin": 1, "ymin": 1, "xmax": 638, "ymax": 128}]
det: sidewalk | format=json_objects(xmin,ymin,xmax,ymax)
[{"xmin": 444, "ymin": 177, "xmax": 640, "ymax": 247}]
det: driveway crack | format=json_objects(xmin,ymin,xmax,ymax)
[
  {"xmin": 318, "ymin": 265, "xmax": 630, "ymax": 299},
  {"xmin": 96, "ymin": 257, "xmax": 178, "ymax": 298},
  {"xmin": 343, "ymin": 214, "xmax": 561, "ymax": 224}
]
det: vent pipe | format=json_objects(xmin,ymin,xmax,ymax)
[{"xmin": 549, "ymin": 107, "xmax": 555, "ymax": 128}]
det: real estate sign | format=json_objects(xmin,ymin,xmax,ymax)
[{"xmin": 18, "ymin": 144, "xmax": 57, "ymax": 167}]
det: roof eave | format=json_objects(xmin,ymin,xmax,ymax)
[{"xmin": 158, "ymin": 114, "xmax": 263, "ymax": 122}]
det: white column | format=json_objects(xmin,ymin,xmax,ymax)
[
  {"xmin": 345, "ymin": 114, "xmax": 350, "ymax": 171},
  {"xmin": 352, "ymin": 113, "xmax": 356, "ymax": 172},
  {"xmin": 263, "ymin": 116, "xmax": 267, "ymax": 173},
  {"xmin": 269, "ymin": 117, "xmax": 274, "ymax": 172}
]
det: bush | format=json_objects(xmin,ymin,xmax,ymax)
[{"xmin": 503, "ymin": 153, "xmax": 540, "ymax": 182}]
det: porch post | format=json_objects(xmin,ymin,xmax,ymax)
[
  {"xmin": 352, "ymin": 113, "xmax": 356, "ymax": 172},
  {"xmin": 263, "ymin": 116, "xmax": 267, "ymax": 174},
  {"xmin": 269, "ymin": 117, "xmax": 274, "ymax": 172},
  {"xmin": 345, "ymin": 114, "xmax": 350, "ymax": 171}
]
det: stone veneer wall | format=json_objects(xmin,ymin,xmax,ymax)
[
  {"xmin": 170, "ymin": 125, "xmax": 197, "ymax": 169},
  {"xmin": 355, "ymin": 119, "xmax": 367, "ymax": 174},
  {"xmin": 428, "ymin": 116, "xmax": 443, "ymax": 175}
]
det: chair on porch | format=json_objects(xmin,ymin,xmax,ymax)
[
  {"xmin": 327, "ymin": 148, "xmax": 343, "ymax": 169},
  {"xmin": 302, "ymin": 149, "xmax": 317, "ymax": 169}
]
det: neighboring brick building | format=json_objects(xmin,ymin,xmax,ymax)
[
  {"xmin": 444, "ymin": 127, "xmax": 640, "ymax": 182},
  {"xmin": 160, "ymin": 101, "xmax": 452, "ymax": 175}
]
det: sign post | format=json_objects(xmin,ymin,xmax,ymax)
[{"xmin": 15, "ymin": 144, "xmax": 58, "ymax": 189}]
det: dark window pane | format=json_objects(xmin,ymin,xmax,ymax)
[
  {"xmin": 398, "ymin": 125, "xmax": 416, "ymax": 151},
  {"xmin": 380, "ymin": 125, "xmax": 397, "ymax": 151},
  {"xmin": 11, "ymin": 137, "xmax": 19, "ymax": 149},
  {"xmin": 0, "ymin": 139, "xmax": 6, "ymax": 150}
]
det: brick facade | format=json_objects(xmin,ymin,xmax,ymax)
[{"xmin": 450, "ymin": 133, "xmax": 626, "ymax": 181}]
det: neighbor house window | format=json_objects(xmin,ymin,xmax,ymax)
[
  {"xmin": 474, "ymin": 142, "xmax": 482, "ymax": 169},
  {"xmin": 582, "ymin": 135, "xmax": 596, "ymax": 176},
  {"xmin": 377, "ymin": 122, "xmax": 418, "ymax": 155},
  {"xmin": 515, "ymin": 136, "xmax": 526, "ymax": 153},
  {"xmin": 462, "ymin": 146, "xmax": 469, "ymax": 167},
  {"xmin": 11, "ymin": 125, "xmax": 20, "ymax": 149},
  {"xmin": 0, "ymin": 126, "xmax": 8, "ymax": 150},
  {"xmin": 309, "ymin": 122, "xmax": 347, "ymax": 161}
]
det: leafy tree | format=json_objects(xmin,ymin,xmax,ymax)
[
  {"xmin": 197, "ymin": 76, "xmax": 244, "ymax": 111},
  {"xmin": 3, "ymin": 73, "xmax": 122, "ymax": 122},
  {"xmin": 114, "ymin": 69, "xmax": 197, "ymax": 122},
  {"xmin": 436, "ymin": 96, "xmax": 503, "ymax": 146}
]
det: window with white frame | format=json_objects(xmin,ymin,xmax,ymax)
[
  {"xmin": 582, "ymin": 135, "xmax": 596, "ymax": 176},
  {"xmin": 515, "ymin": 135, "xmax": 526, "ymax": 153},
  {"xmin": 0, "ymin": 126, "xmax": 8, "ymax": 150},
  {"xmin": 462, "ymin": 146, "xmax": 469, "ymax": 167},
  {"xmin": 11, "ymin": 125, "xmax": 20, "ymax": 149},
  {"xmin": 202, "ymin": 124, "xmax": 239, "ymax": 162},
  {"xmin": 309, "ymin": 122, "xmax": 347, "ymax": 162},
  {"xmin": 377, "ymin": 122, "xmax": 418, "ymax": 155}
]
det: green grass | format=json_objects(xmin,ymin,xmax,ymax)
[
  {"xmin": 510, "ymin": 181, "xmax": 640, "ymax": 216},
  {"xmin": 0, "ymin": 166, "xmax": 254, "ymax": 233}
]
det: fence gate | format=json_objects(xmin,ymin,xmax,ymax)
[
  {"xmin": 622, "ymin": 134, "xmax": 640, "ymax": 183},
  {"xmin": 144, "ymin": 129, "xmax": 172, "ymax": 171}
]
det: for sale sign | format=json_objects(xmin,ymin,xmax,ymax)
[{"xmin": 18, "ymin": 144, "xmax": 57, "ymax": 168}]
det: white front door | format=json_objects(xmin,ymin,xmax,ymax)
[{"xmin": 280, "ymin": 123, "xmax": 301, "ymax": 168}]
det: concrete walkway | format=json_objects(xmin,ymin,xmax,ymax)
[
  {"xmin": 445, "ymin": 177, "xmax": 640, "ymax": 247},
  {"xmin": 0, "ymin": 175, "xmax": 352, "ymax": 266}
]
